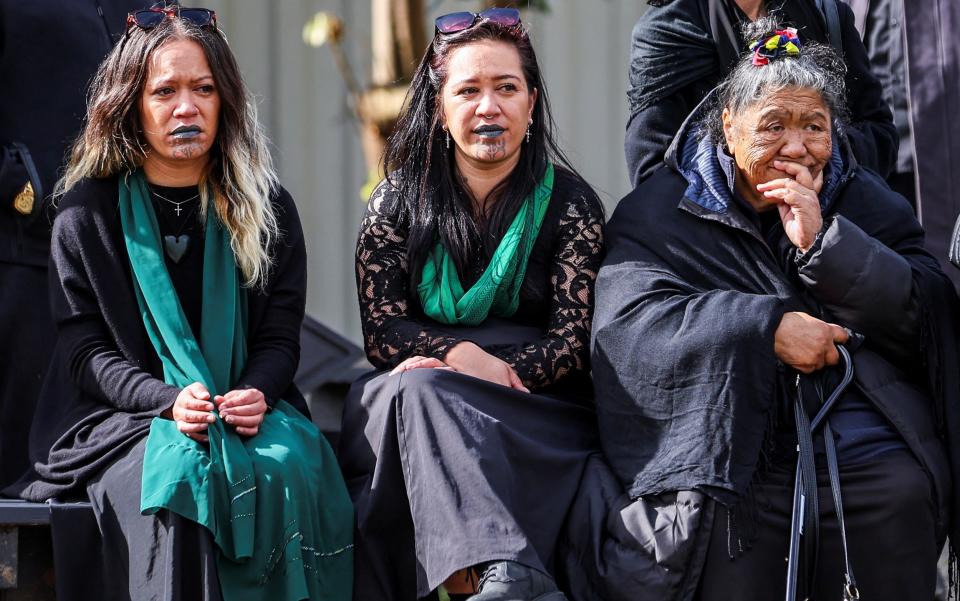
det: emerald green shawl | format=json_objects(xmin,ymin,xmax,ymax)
[
  {"xmin": 119, "ymin": 170, "xmax": 353, "ymax": 601},
  {"xmin": 418, "ymin": 163, "xmax": 554, "ymax": 325}
]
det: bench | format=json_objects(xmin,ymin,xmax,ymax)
[{"xmin": 0, "ymin": 499, "xmax": 91, "ymax": 599}]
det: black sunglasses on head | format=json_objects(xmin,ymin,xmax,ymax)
[
  {"xmin": 434, "ymin": 7, "xmax": 521, "ymax": 35},
  {"xmin": 125, "ymin": 6, "xmax": 217, "ymax": 33}
]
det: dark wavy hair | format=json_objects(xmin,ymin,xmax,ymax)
[{"xmin": 383, "ymin": 19, "xmax": 577, "ymax": 286}]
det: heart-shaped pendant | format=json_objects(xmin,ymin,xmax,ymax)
[{"xmin": 163, "ymin": 234, "xmax": 190, "ymax": 263}]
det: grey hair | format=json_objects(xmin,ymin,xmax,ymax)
[{"xmin": 704, "ymin": 16, "xmax": 849, "ymax": 144}]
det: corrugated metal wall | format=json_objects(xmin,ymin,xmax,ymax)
[{"xmin": 204, "ymin": 0, "xmax": 647, "ymax": 343}]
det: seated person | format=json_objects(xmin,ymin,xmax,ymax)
[
  {"xmin": 9, "ymin": 7, "xmax": 353, "ymax": 600},
  {"xmin": 625, "ymin": 0, "xmax": 897, "ymax": 186},
  {"xmin": 569, "ymin": 18, "xmax": 960, "ymax": 601},
  {"xmin": 339, "ymin": 8, "xmax": 605, "ymax": 601}
]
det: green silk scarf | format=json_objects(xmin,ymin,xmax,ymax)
[
  {"xmin": 119, "ymin": 170, "xmax": 353, "ymax": 601},
  {"xmin": 418, "ymin": 163, "xmax": 555, "ymax": 325}
]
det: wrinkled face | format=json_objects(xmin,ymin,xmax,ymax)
[
  {"xmin": 140, "ymin": 39, "xmax": 220, "ymax": 172},
  {"xmin": 722, "ymin": 87, "xmax": 832, "ymax": 208},
  {"xmin": 440, "ymin": 39, "xmax": 537, "ymax": 169}
]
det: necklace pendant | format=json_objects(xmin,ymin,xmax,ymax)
[
  {"xmin": 174, "ymin": 204, "xmax": 182, "ymax": 216},
  {"xmin": 163, "ymin": 234, "xmax": 190, "ymax": 263}
]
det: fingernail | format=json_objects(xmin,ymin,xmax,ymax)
[{"xmin": 225, "ymin": 416, "xmax": 233, "ymax": 424}]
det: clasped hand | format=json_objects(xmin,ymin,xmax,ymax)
[
  {"xmin": 389, "ymin": 341, "xmax": 530, "ymax": 393},
  {"xmin": 757, "ymin": 160, "xmax": 824, "ymax": 252},
  {"xmin": 168, "ymin": 382, "xmax": 268, "ymax": 443}
]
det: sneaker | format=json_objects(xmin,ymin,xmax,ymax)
[{"xmin": 465, "ymin": 561, "xmax": 568, "ymax": 601}]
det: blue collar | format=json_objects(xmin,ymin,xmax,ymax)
[{"xmin": 678, "ymin": 133, "xmax": 847, "ymax": 215}]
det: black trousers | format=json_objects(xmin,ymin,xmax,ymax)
[{"xmin": 696, "ymin": 449, "xmax": 939, "ymax": 601}]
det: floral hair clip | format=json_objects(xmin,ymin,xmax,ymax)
[{"xmin": 749, "ymin": 27, "xmax": 801, "ymax": 66}]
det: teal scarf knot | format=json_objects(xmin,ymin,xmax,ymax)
[
  {"xmin": 418, "ymin": 163, "xmax": 554, "ymax": 325},
  {"xmin": 119, "ymin": 170, "xmax": 353, "ymax": 601}
]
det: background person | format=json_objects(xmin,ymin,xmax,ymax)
[
  {"xmin": 0, "ymin": 0, "xmax": 150, "ymax": 491},
  {"xmin": 9, "ymin": 7, "xmax": 353, "ymax": 600},
  {"xmin": 338, "ymin": 8, "xmax": 605, "ymax": 601}
]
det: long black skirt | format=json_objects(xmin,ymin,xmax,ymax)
[
  {"xmin": 339, "ymin": 365, "xmax": 598, "ymax": 600},
  {"xmin": 82, "ymin": 436, "xmax": 222, "ymax": 601}
]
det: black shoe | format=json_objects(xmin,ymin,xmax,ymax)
[{"xmin": 465, "ymin": 561, "xmax": 568, "ymax": 601}]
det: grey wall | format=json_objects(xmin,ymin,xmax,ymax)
[{"xmin": 205, "ymin": 1, "xmax": 647, "ymax": 344}]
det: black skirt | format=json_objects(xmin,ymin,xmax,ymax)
[{"xmin": 339, "ymin": 349, "xmax": 598, "ymax": 600}]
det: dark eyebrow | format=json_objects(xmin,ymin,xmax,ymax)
[
  {"xmin": 150, "ymin": 74, "xmax": 215, "ymax": 87},
  {"xmin": 449, "ymin": 73, "xmax": 522, "ymax": 87}
]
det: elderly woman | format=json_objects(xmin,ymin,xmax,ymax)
[
  {"xmin": 9, "ymin": 7, "xmax": 352, "ymax": 601},
  {"xmin": 568, "ymin": 19, "xmax": 960, "ymax": 601},
  {"xmin": 339, "ymin": 8, "xmax": 604, "ymax": 601},
  {"xmin": 624, "ymin": 0, "xmax": 897, "ymax": 187}
]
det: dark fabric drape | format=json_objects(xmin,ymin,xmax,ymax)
[{"xmin": 901, "ymin": 0, "xmax": 960, "ymax": 288}]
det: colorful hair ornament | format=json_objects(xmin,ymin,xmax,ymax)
[{"xmin": 749, "ymin": 27, "xmax": 801, "ymax": 66}]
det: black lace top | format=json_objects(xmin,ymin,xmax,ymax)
[{"xmin": 355, "ymin": 167, "xmax": 605, "ymax": 391}]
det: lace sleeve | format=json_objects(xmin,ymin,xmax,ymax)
[
  {"xmin": 491, "ymin": 185, "xmax": 605, "ymax": 389},
  {"xmin": 356, "ymin": 182, "xmax": 464, "ymax": 369}
]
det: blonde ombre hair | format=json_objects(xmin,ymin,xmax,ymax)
[{"xmin": 59, "ymin": 17, "xmax": 279, "ymax": 288}]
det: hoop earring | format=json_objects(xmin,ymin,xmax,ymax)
[{"xmin": 525, "ymin": 119, "xmax": 532, "ymax": 143}]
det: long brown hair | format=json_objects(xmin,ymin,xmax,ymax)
[{"xmin": 60, "ymin": 17, "xmax": 278, "ymax": 288}]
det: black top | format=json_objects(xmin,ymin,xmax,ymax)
[
  {"xmin": 355, "ymin": 167, "xmax": 606, "ymax": 392},
  {"xmin": 149, "ymin": 183, "xmax": 205, "ymax": 336},
  {"xmin": 10, "ymin": 175, "xmax": 308, "ymax": 502},
  {"xmin": 624, "ymin": 0, "xmax": 898, "ymax": 187}
]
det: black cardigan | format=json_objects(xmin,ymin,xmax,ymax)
[{"xmin": 10, "ymin": 176, "xmax": 309, "ymax": 502}]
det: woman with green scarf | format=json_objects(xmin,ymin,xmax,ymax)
[
  {"xmin": 341, "ymin": 10, "xmax": 604, "ymax": 601},
  {"xmin": 13, "ymin": 8, "xmax": 352, "ymax": 601}
]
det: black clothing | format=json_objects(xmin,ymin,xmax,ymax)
[
  {"xmin": 149, "ymin": 184, "xmax": 204, "ymax": 336},
  {"xmin": 355, "ymin": 168, "xmax": 605, "ymax": 392},
  {"xmin": 696, "ymin": 450, "xmax": 938, "ymax": 601},
  {"xmin": 340, "ymin": 345, "xmax": 598, "ymax": 600},
  {"xmin": 84, "ymin": 438, "xmax": 223, "ymax": 601},
  {"xmin": 0, "ymin": 0, "xmax": 149, "ymax": 491},
  {"xmin": 343, "ymin": 170, "xmax": 606, "ymax": 600},
  {"xmin": 624, "ymin": 0, "xmax": 898, "ymax": 186},
  {"xmin": 8, "ymin": 175, "xmax": 309, "ymax": 502}
]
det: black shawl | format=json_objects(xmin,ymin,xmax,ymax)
[{"xmin": 8, "ymin": 176, "xmax": 309, "ymax": 502}]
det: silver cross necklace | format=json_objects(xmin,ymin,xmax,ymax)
[{"xmin": 151, "ymin": 189, "xmax": 200, "ymax": 216}]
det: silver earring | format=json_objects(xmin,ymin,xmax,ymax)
[
  {"xmin": 525, "ymin": 119, "xmax": 532, "ymax": 143},
  {"xmin": 446, "ymin": 129, "xmax": 450, "ymax": 149}
]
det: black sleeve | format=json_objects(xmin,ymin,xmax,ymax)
[
  {"xmin": 235, "ymin": 189, "xmax": 307, "ymax": 404},
  {"xmin": 797, "ymin": 214, "xmax": 920, "ymax": 361},
  {"xmin": 355, "ymin": 181, "xmax": 466, "ymax": 369},
  {"xmin": 625, "ymin": 89, "xmax": 700, "ymax": 188},
  {"xmin": 51, "ymin": 197, "xmax": 180, "ymax": 414},
  {"xmin": 489, "ymin": 184, "xmax": 605, "ymax": 389},
  {"xmin": 837, "ymin": 1, "xmax": 898, "ymax": 177}
]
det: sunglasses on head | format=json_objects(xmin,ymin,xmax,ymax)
[
  {"xmin": 434, "ymin": 7, "xmax": 521, "ymax": 35},
  {"xmin": 125, "ymin": 5, "xmax": 217, "ymax": 33}
]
